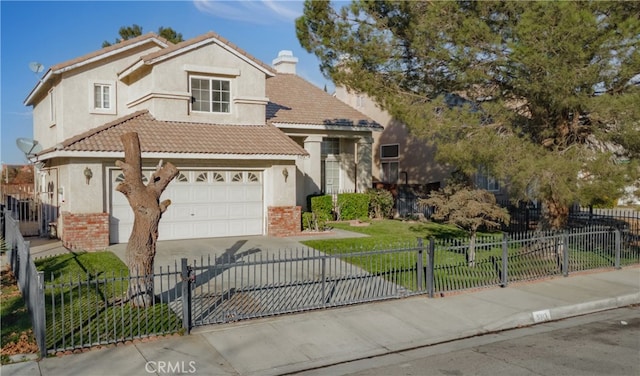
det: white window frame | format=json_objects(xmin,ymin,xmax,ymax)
[
  {"xmin": 190, "ymin": 76, "xmax": 232, "ymax": 114},
  {"xmin": 89, "ymin": 80, "xmax": 116, "ymax": 115}
]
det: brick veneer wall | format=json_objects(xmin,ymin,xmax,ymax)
[
  {"xmin": 267, "ymin": 206, "xmax": 301, "ymax": 237},
  {"xmin": 60, "ymin": 212, "xmax": 109, "ymax": 251}
]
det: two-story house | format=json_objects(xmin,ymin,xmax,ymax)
[{"xmin": 24, "ymin": 32, "xmax": 380, "ymax": 250}]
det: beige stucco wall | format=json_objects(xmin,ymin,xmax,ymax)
[
  {"xmin": 53, "ymin": 160, "xmax": 106, "ymax": 214},
  {"xmin": 32, "ymin": 44, "xmax": 163, "ymax": 151},
  {"xmin": 31, "ymin": 40, "xmax": 270, "ymax": 153},
  {"xmin": 264, "ymin": 164, "xmax": 297, "ymax": 208},
  {"xmin": 128, "ymin": 42, "xmax": 268, "ymax": 125}
]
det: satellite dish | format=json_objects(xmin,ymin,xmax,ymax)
[
  {"xmin": 16, "ymin": 138, "xmax": 43, "ymax": 158},
  {"xmin": 29, "ymin": 62, "xmax": 44, "ymax": 74}
]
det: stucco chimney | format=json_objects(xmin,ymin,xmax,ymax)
[{"xmin": 272, "ymin": 50, "xmax": 298, "ymax": 74}]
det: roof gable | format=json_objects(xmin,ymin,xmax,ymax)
[
  {"xmin": 120, "ymin": 31, "xmax": 275, "ymax": 80},
  {"xmin": 25, "ymin": 33, "xmax": 170, "ymax": 105}
]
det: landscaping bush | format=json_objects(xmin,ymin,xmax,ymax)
[
  {"xmin": 337, "ymin": 193, "xmax": 369, "ymax": 220},
  {"xmin": 367, "ymin": 188, "xmax": 394, "ymax": 219},
  {"xmin": 310, "ymin": 195, "xmax": 333, "ymax": 221}
]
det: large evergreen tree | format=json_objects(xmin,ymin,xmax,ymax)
[{"xmin": 297, "ymin": 1, "xmax": 640, "ymax": 229}]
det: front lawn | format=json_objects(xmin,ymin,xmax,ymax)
[
  {"xmin": 301, "ymin": 219, "xmax": 471, "ymax": 251},
  {"xmin": 35, "ymin": 251, "xmax": 182, "ymax": 353}
]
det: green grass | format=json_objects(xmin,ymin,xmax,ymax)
[
  {"xmin": 302, "ymin": 219, "xmax": 470, "ymax": 251},
  {"xmin": 301, "ymin": 220, "xmax": 639, "ymax": 292},
  {"xmin": 35, "ymin": 251, "xmax": 182, "ymax": 352}
]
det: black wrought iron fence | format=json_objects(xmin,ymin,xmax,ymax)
[
  {"xmin": 4, "ymin": 208, "xmax": 639, "ymax": 355},
  {"xmin": 42, "ymin": 266, "xmax": 183, "ymax": 354}
]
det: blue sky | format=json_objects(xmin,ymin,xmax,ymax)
[{"xmin": 0, "ymin": 0, "xmax": 337, "ymax": 165}]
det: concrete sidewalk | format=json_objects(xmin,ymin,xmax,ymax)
[{"xmin": 3, "ymin": 266, "xmax": 638, "ymax": 376}]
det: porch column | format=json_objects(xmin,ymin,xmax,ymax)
[
  {"xmin": 357, "ymin": 136, "xmax": 373, "ymax": 192},
  {"xmin": 300, "ymin": 136, "xmax": 323, "ymax": 207}
]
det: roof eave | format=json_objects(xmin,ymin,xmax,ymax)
[
  {"xmin": 24, "ymin": 70, "xmax": 54, "ymax": 106},
  {"xmin": 144, "ymin": 36, "xmax": 276, "ymax": 77},
  {"xmin": 272, "ymin": 122, "xmax": 383, "ymax": 132},
  {"xmin": 35, "ymin": 150, "xmax": 307, "ymax": 161},
  {"xmin": 25, "ymin": 36, "xmax": 169, "ymax": 105}
]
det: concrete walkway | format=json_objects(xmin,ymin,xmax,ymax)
[{"xmin": 2, "ymin": 258, "xmax": 638, "ymax": 375}]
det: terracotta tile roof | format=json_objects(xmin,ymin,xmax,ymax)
[
  {"xmin": 51, "ymin": 33, "xmax": 170, "ymax": 72},
  {"xmin": 266, "ymin": 74, "xmax": 382, "ymax": 129},
  {"xmin": 141, "ymin": 31, "xmax": 275, "ymax": 75},
  {"xmin": 43, "ymin": 111, "xmax": 308, "ymax": 157}
]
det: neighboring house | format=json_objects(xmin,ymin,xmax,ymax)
[
  {"xmin": 23, "ymin": 32, "xmax": 379, "ymax": 250},
  {"xmin": 334, "ymin": 88, "xmax": 509, "ymax": 201}
]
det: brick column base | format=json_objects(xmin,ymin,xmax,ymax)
[
  {"xmin": 60, "ymin": 212, "xmax": 109, "ymax": 251},
  {"xmin": 267, "ymin": 206, "xmax": 301, "ymax": 237}
]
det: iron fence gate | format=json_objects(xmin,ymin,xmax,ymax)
[{"xmin": 185, "ymin": 246, "xmax": 418, "ymax": 326}]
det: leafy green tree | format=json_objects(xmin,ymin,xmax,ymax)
[
  {"xmin": 102, "ymin": 24, "xmax": 183, "ymax": 47},
  {"xmin": 297, "ymin": 1, "xmax": 640, "ymax": 229},
  {"xmin": 422, "ymin": 182, "xmax": 510, "ymax": 267}
]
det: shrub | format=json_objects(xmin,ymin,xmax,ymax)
[
  {"xmin": 367, "ymin": 188, "xmax": 394, "ymax": 219},
  {"xmin": 310, "ymin": 195, "xmax": 333, "ymax": 221},
  {"xmin": 302, "ymin": 211, "xmax": 330, "ymax": 232},
  {"xmin": 337, "ymin": 193, "xmax": 369, "ymax": 220}
]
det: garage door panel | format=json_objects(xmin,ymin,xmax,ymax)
[
  {"xmin": 172, "ymin": 206, "xmax": 194, "ymax": 220},
  {"xmin": 228, "ymin": 203, "xmax": 248, "ymax": 219},
  {"xmin": 169, "ymin": 186, "xmax": 192, "ymax": 202},
  {"xmin": 245, "ymin": 186, "xmax": 262, "ymax": 200},
  {"xmin": 228, "ymin": 188, "xmax": 246, "ymax": 201},
  {"xmin": 245, "ymin": 204, "xmax": 263, "ymax": 217},
  {"xmin": 244, "ymin": 219, "xmax": 262, "ymax": 234},
  {"xmin": 111, "ymin": 169, "xmax": 263, "ymax": 243},
  {"xmin": 210, "ymin": 186, "xmax": 229, "ymax": 200},
  {"xmin": 209, "ymin": 203, "xmax": 230, "ymax": 218},
  {"xmin": 192, "ymin": 187, "xmax": 209, "ymax": 202}
]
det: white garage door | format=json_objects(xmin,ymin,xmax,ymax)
[{"xmin": 110, "ymin": 170, "xmax": 263, "ymax": 243}]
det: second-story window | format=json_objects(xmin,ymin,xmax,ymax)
[
  {"xmin": 94, "ymin": 84, "xmax": 111, "ymax": 109},
  {"xmin": 191, "ymin": 77, "xmax": 230, "ymax": 113}
]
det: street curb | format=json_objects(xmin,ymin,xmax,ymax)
[{"xmin": 274, "ymin": 296, "xmax": 640, "ymax": 376}]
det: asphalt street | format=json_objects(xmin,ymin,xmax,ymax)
[{"xmin": 296, "ymin": 306, "xmax": 640, "ymax": 376}]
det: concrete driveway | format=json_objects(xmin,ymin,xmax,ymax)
[{"xmin": 26, "ymin": 228, "xmax": 368, "ymax": 271}]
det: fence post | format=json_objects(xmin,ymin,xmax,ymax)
[
  {"xmin": 501, "ymin": 233, "xmax": 508, "ymax": 287},
  {"xmin": 426, "ymin": 238, "xmax": 435, "ymax": 298},
  {"xmin": 562, "ymin": 232, "xmax": 569, "ymax": 277},
  {"xmin": 416, "ymin": 238, "xmax": 424, "ymax": 291},
  {"xmin": 36, "ymin": 271, "xmax": 46, "ymax": 356},
  {"xmin": 321, "ymin": 257, "xmax": 327, "ymax": 304},
  {"xmin": 180, "ymin": 258, "xmax": 192, "ymax": 334},
  {"xmin": 614, "ymin": 228, "xmax": 621, "ymax": 270}
]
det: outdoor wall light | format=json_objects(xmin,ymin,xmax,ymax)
[
  {"xmin": 84, "ymin": 167, "xmax": 93, "ymax": 185},
  {"xmin": 282, "ymin": 168, "xmax": 289, "ymax": 182}
]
